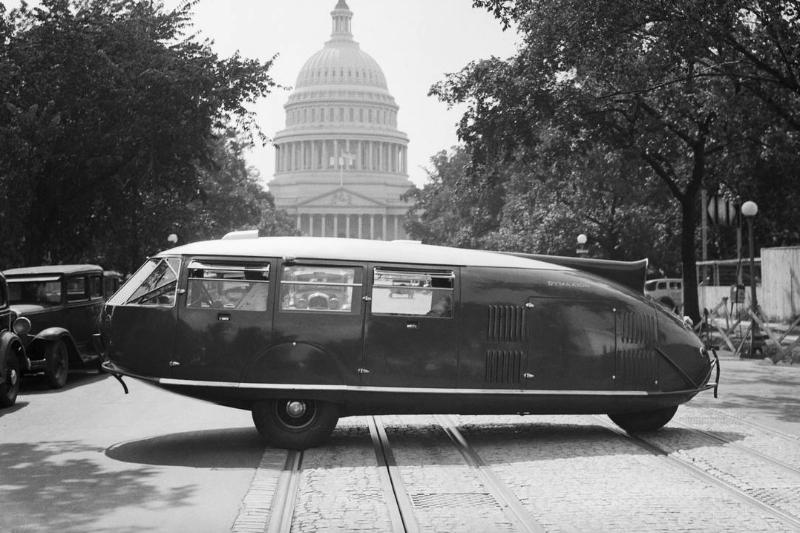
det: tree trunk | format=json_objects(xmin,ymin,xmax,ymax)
[{"xmin": 680, "ymin": 192, "xmax": 701, "ymax": 323}]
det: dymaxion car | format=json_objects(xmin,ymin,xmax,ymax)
[{"xmin": 101, "ymin": 234, "xmax": 718, "ymax": 449}]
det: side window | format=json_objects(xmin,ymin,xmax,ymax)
[
  {"xmin": 657, "ymin": 281, "xmax": 667, "ymax": 290},
  {"xmin": 104, "ymin": 276, "xmax": 120, "ymax": 298},
  {"xmin": 88, "ymin": 275, "xmax": 103, "ymax": 299},
  {"xmin": 186, "ymin": 262, "xmax": 270, "ymax": 311},
  {"xmin": 0, "ymin": 281, "xmax": 6, "ymax": 308},
  {"xmin": 371, "ymin": 268, "xmax": 454, "ymax": 318},
  {"xmin": 280, "ymin": 265, "xmax": 360, "ymax": 313},
  {"xmin": 110, "ymin": 257, "xmax": 181, "ymax": 307},
  {"xmin": 66, "ymin": 276, "xmax": 87, "ymax": 301}
]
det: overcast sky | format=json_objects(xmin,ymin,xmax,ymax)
[{"xmin": 166, "ymin": 0, "xmax": 519, "ymax": 188}]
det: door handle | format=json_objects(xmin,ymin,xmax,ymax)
[
  {"xmin": 218, "ymin": 313, "xmax": 231, "ymax": 321},
  {"xmin": 168, "ymin": 361, "xmax": 181, "ymax": 367},
  {"xmin": 357, "ymin": 368, "xmax": 371, "ymax": 374},
  {"xmin": 406, "ymin": 321, "xmax": 419, "ymax": 329}
]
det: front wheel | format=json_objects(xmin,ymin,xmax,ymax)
[
  {"xmin": 251, "ymin": 399, "xmax": 339, "ymax": 450},
  {"xmin": 44, "ymin": 340, "xmax": 69, "ymax": 389},
  {"xmin": 0, "ymin": 349, "xmax": 21, "ymax": 407},
  {"xmin": 608, "ymin": 405, "xmax": 678, "ymax": 433}
]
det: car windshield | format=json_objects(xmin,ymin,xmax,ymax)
[
  {"xmin": 7, "ymin": 278, "xmax": 62, "ymax": 306},
  {"xmin": 108, "ymin": 257, "xmax": 181, "ymax": 307}
]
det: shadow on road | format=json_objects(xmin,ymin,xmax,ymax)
[
  {"xmin": 20, "ymin": 370, "xmax": 109, "ymax": 394},
  {"xmin": 0, "ymin": 401, "xmax": 29, "ymax": 418},
  {"xmin": 0, "ymin": 439, "xmax": 192, "ymax": 532},
  {"xmin": 106, "ymin": 427, "xmax": 265, "ymax": 468},
  {"xmin": 695, "ymin": 359, "xmax": 800, "ymax": 426}
]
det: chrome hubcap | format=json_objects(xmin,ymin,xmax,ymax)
[
  {"xmin": 9, "ymin": 368, "xmax": 18, "ymax": 387},
  {"xmin": 286, "ymin": 401, "xmax": 307, "ymax": 418}
]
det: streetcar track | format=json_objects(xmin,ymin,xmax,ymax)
[
  {"xmin": 435, "ymin": 415, "xmax": 550, "ymax": 533},
  {"xmin": 697, "ymin": 407, "xmax": 800, "ymax": 442},
  {"xmin": 367, "ymin": 414, "xmax": 552, "ymax": 533},
  {"xmin": 671, "ymin": 419, "xmax": 800, "ymax": 477},
  {"xmin": 592, "ymin": 416, "xmax": 800, "ymax": 531},
  {"xmin": 368, "ymin": 416, "xmax": 420, "ymax": 533},
  {"xmin": 265, "ymin": 449, "xmax": 303, "ymax": 533}
]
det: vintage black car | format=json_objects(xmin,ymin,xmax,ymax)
[
  {"xmin": 101, "ymin": 236, "xmax": 717, "ymax": 450},
  {"xmin": 4, "ymin": 264, "xmax": 107, "ymax": 388},
  {"xmin": 0, "ymin": 272, "xmax": 30, "ymax": 407}
]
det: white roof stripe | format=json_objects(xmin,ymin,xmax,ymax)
[{"xmin": 158, "ymin": 237, "xmax": 568, "ymax": 270}]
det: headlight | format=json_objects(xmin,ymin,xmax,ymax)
[{"xmin": 12, "ymin": 316, "xmax": 31, "ymax": 336}]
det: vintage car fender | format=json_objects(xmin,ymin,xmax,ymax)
[
  {"xmin": 0, "ymin": 330, "xmax": 29, "ymax": 374},
  {"xmin": 240, "ymin": 341, "xmax": 348, "ymax": 388},
  {"xmin": 27, "ymin": 327, "xmax": 78, "ymax": 361}
]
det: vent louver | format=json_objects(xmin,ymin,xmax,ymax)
[
  {"xmin": 485, "ymin": 350, "xmax": 524, "ymax": 384},
  {"xmin": 487, "ymin": 305, "xmax": 526, "ymax": 341}
]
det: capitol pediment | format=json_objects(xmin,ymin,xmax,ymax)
[{"xmin": 299, "ymin": 187, "xmax": 385, "ymax": 208}]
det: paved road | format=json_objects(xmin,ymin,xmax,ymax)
[{"xmin": 0, "ymin": 357, "xmax": 798, "ymax": 532}]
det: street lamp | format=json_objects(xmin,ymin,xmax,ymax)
[
  {"xmin": 576, "ymin": 234, "xmax": 588, "ymax": 257},
  {"xmin": 741, "ymin": 200, "xmax": 760, "ymax": 357},
  {"xmin": 167, "ymin": 233, "xmax": 178, "ymax": 246}
]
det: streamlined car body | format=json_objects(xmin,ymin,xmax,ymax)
[{"xmin": 100, "ymin": 236, "xmax": 717, "ymax": 449}]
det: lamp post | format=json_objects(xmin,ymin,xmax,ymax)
[
  {"xmin": 576, "ymin": 234, "xmax": 588, "ymax": 257},
  {"xmin": 741, "ymin": 200, "xmax": 760, "ymax": 357},
  {"xmin": 167, "ymin": 233, "xmax": 178, "ymax": 246}
]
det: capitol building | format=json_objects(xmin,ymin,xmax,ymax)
[{"xmin": 268, "ymin": 0, "xmax": 415, "ymax": 240}]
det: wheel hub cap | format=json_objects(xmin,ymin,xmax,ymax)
[
  {"xmin": 9, "ymin": 369, "xmax": 18, "ymax": 386},
  {"xmin": 286, "ymin": 401, "xmax": 307, "ymax": 418}
]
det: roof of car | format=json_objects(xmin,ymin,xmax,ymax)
[
  {"xmin": 159, "ymin": 236, "xmax": 569, "ymax": 270},
  {"xmin": 3, "ymin": 264, "xmax": 103, "ymax": 277}
]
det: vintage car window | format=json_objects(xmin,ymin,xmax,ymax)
[
  {"xmin": 88, "ymin": 275, "xmax": 103, "ymax": 299},
  {"xmin": 0, "ymin": 282, "xmax": 6, "ymax": 308},
  {"xmin": 7, "ymin": 277, "xmax": 62, "ymax": 306},
  {"xmin": 66, "ymin": 276, "xmax": 87, "ymax": 301},
  {"xmin": 371, "ymin": 268, "xmax": 455, "ymax": 318},
  {"xmin": 280, "ymin": 265, "xmax": 360, "ymax": 313},
  {"xmin": 186, "ymin": 262, "xmax": 269, "ymax": 311},
  {"xmin": 108, "ymin": 257, "xmax": 181, "ymax": 307}
]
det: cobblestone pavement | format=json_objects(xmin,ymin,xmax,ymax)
[{"xmin": 238, "ymin": 358, "xmax": 800, "ymax": 532}]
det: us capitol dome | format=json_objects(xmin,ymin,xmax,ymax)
[{"xmin": 268, "ymin": 0, "xmax": 414, "ymax": 240}]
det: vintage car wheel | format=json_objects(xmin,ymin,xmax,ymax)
[
  {"xmin": 608, "ymin": 405, "xmax": 678, "ymax": 433},
  {"xmin": 0, "ymin": 350, "xmax": 21, "ymax": 407},
  {"xmin": 44, "ymin": 340, "xmax": 69, "ymax": 389},
  {"xmin": 251, "ymin": 399, "xmax": 339, "ymax": 450}
]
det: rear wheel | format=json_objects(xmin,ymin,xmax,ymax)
[
  {"xmin": 251, "ymin": 399, "xmax": 339, "ymax": 450},
  {"xmin": 608, "ymin": 405, "xmax": 678, "ymax": 433},
  {"xmin": 44, "ymin": 340, "xmax": 69, "ymax": 389},
  {"xmin": 0, "ymin": 349, "xmax": 21, "ymax": 407}
]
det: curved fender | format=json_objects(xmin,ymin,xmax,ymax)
[
  {"xmin": 28, "ymin": 327, "xmax": 78, "ymax": 361},
  {"xmin": 0, "ymin": 330, "xmax": 29, "ymax": 374},
  {"xmin": 241, "ymin": 341, "xmax": 347, "ymax": 386}
]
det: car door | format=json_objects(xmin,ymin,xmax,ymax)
[
  {"xmin": 361, "ymin": 266, "xmax": 458, "ymax": 389},
  {"xmin": 104, "ymin": 257, "xmax": 181, "ymax": 378},
  {"xmin": 172, "ymin": 259, "xmax": 273, "ymax": 383},
  {"xmin": 527, "ymin": 297, "xmax": 616, "ymax": 391},
  {"xmin": 64, "ymin": 273, "xmax": 104, "ymax": 356},
  {"xmin": 265, "ymin": 261, "xmax": 366, "ymax": 386}
]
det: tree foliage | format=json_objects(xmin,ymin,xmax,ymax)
[
  {"xmin": 0, "ymin": 0, "xmax": 289, "ymax": 272},
  {"xmin": 424, "ymin": 0, "xmax": 800, "ymax": 321}
]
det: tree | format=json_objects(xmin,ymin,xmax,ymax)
[
  {"xmin": 432, "ymin": 0, "xmax": 800, "ymax": 321},
  {"xmin": 0, "ymin": 0, "xmax": 279, "ymax": 272},
  {"xmin": 406, "ymin": 146, "xmax": 505, "ymax": 248}
]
